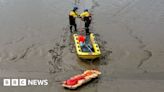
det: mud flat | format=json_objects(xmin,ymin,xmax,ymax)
[{"xmin": 0, "ymin": 0, "xmax": 164, "ymax": 92}]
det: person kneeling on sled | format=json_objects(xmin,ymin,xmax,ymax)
[{"xmin": 78, "ymin": 35, "xmax": 93, "ymax": 52}]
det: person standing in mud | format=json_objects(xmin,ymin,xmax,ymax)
[
  {"xmin": 69, "ymin": 7, "xmax": 79, "ymax": 33},
  {"xmin": 80, "ymin": 9, "xmax": 92, "ymax": 35}
]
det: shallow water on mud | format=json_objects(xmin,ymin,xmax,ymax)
[{"xmin": 0, "ymin": 0, "xmax": 164, "ymax": 92}]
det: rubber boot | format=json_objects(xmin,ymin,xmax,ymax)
[
  {"xmin": 74, "ymin": 24, "xmax": 77, "ymax": 32},
  {"xmin": 70, "ymin": 25, "xmax": 73, "ymax": 33}
]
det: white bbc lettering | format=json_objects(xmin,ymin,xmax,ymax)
[
  {"xmin": 37, "ymin": 80, "xmax": 44, "ymax": 85},
  {"xmin": 28, "ymin": 79, "xmax": 48, "ymax": 86},
  {"xmin": 19, "ymin": 79, "xmax": 27, "ymax": 86},
  {"xmin": 28, "ymin": 80, "xmax": 37, "ymax": 85},
  {"xmin": 37, "ymin": 79, "xmax": 48, "ymax": 85},
  {"xmin": 44, "ymin": 80, "xmax": 48, "ymax": 85},
  {"xmin": 3, "ymin": 79, "xmax": 48, "ymax": 86},
  {"xmin": 11, "ymin": 79, "xmax": 18, "ymax": 86},
  {"xmin": 3, "ymin": 79, "xmax": 11, "ymax": 86}
]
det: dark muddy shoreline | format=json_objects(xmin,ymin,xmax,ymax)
[{"xmin": 0, "ymin": 0, "xmax": 164, "ymax": 92}]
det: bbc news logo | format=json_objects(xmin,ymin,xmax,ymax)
[{"xmin": 3, "ymin": 79, "xmax": 48, "ymax": 86}]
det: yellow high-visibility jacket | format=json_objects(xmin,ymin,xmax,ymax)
[
  {"xmin": 69, "ymin": 11, "xmax": 78, "ymax": 18},
  {"xmin": 80, "ymin": 11, "xmax": 91, "ymax": 18}
]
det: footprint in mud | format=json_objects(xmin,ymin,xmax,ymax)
[
  {"xmin": 62, "ymin": 26, "xmax": 76, "ymax": 53},
  {"xmin": 48, "ymin": 0, "xmax": 107, "ymax": 73},
  {"xmin": 49, "ymin": 27, "xmax": 70, "ymax": 69},
  {"xmin": 48, "ymin": 43, "xmax": 64, "ymax": 73},
  {"xmin": 48, "ymin": 31, "xmax": 111, "ymax": 73},
  {"xmin": 137, "ymin": 50, "xmax": 152, "ymax": 68},
  {"xmin": 48, "ymin": 26, "xmax": 76, "ymax": 73}
]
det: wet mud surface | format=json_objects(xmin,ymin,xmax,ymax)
[{"xmin": 0, "ymin": 0, "xmax": 164, "ymax": 92}]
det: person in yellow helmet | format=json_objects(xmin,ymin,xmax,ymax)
[
  {"xmin": 80, "ymin": 9, "xmax": 92, "ymax": 35},
  {"xmin": 69, "ymin": 7, "xmax": 79, "ymax": 33}
]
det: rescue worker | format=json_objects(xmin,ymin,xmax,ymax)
[
  {"xmin": 80, "ymin": 9, "xmax": 92, "ymax": 35},
  {"xmin": 69, "ymin": 7, "xmax": 79, "ymax": 33}
]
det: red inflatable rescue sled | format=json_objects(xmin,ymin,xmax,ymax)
[{"xmin": 62, "ymin": 70, "xmax": 101, "ymax": 89}]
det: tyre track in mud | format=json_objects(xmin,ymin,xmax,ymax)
[
  {"xmin": 48, "ymin": 0, "xmax": 111, "ymax": 76},
  {"xmin": 48, "ymin": 25, "xmax": 77, "ymax": 73},
  {"xmin": 126, "ymin": 26, "xmax": 152, "ymax": 72}
]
